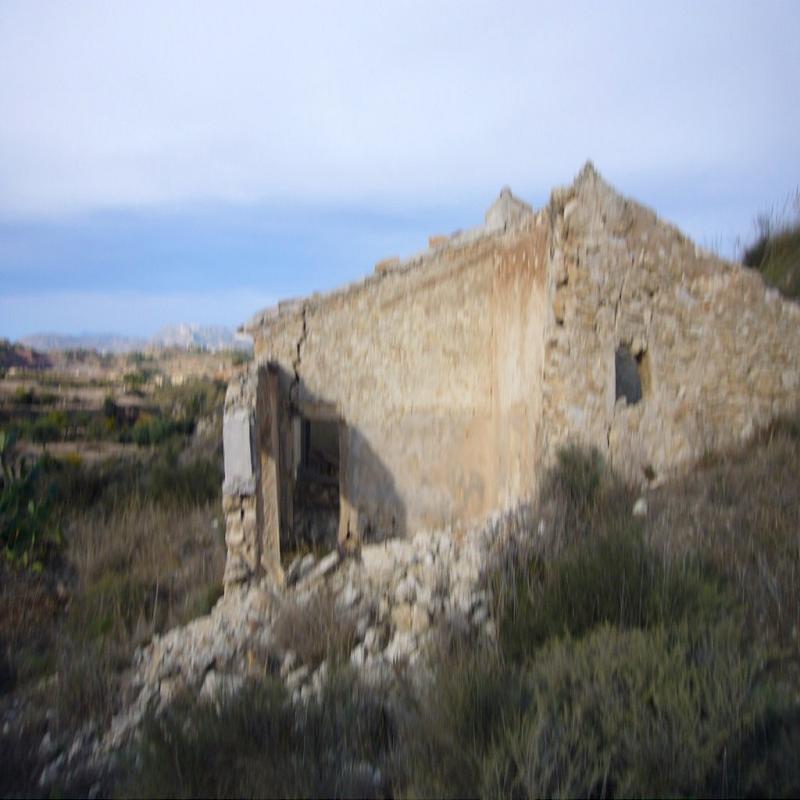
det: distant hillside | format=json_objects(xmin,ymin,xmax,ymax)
[
  {"xmin": 19, "ymin": 324, "xmax": 252, "ymax": 355},
  {"xmin": 19, "ymin": 332, "xmax": 146, "ymax": 354},
  {"xmin": 0, "ymin": 339, "xmax": 51, "ymax": 369}
]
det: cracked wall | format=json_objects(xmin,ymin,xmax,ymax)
[
  {"xmin": 224, "ymin": 165, "xmax": 800, "ymax": 588},
  {"xmin": 541, "ymin": 166, "xmax": 800, "ymax": 482},
  {"xmin": 245, "ymin": 210, "xmax": 551, "ymax": 560}
]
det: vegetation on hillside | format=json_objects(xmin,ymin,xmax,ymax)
[
  {"xmin": 0, "ymin": 340, "xmax": 51, "ymax": 371},
  {"xmin": 0, "ymin": 377, "xmax": 225, "ymax": 447},
  {"xmin": 742, "ymin": 191, "xmax": 800, "ymax": 300},
  {"xmin": 120, "ymin": 421, "xmax": 800, "ymax": 799},
  {"xmin": 0, "ymin": 367, "xmax": 228, "ymax": 797}
]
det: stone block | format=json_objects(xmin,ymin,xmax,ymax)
[
  {"xmin": 285, "ymin": 665, "xmax": 310, "ymax": 692},
  {"xmin": 374, "ymin": 256, "xmax": 400, "ymax": 275},
  {"xmin": 411, "ymin": 604, "xmax": 430, "ymax": 635},
  {"xmin": 391, "ymin": 603, "xmax": 413, "ymax": 633},
  {"xmin": 222, "ymin": 408, "xmax": 254, "ymax": 496}
]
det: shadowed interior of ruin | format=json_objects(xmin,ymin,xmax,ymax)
[
  {"xmin": 258, "ymin": 367, "xmax": 406, "ymax": 570},
  {"xmin": 290, "ymin": 416, "xmax": 340, "ymax": 552},
  {"xmin": 615, "ymin": 346, "xmax": 644, "ymax": 405}
]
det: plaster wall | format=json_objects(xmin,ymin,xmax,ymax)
[{"xmin": 251, "ymin": 216, "xmax": 550, "ymax": 543}]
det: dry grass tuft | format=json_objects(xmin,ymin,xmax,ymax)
[
  {"xmin": 272, "ymin": 588, "xmax": 359, "ymax": 669},
  {"xmin": 648, "ymin": 421, "xmax": 800, "ymax": 652},
  {"xmin": 55, "ymin": 499, "xmax": 225, "ymax": 724}
]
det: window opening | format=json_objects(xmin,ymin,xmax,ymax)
[{"xmin": 615, "ymin": 346, "xmax": 644, "ymax": 405}]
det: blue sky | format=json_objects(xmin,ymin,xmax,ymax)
[{"xmin": 1, "ymin": 1, "xmax": 798, "ymax": 339}]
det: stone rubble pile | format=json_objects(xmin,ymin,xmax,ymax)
[{"xmin": 103, "ymin": 506, "xmax": 535, "ymax": 751}]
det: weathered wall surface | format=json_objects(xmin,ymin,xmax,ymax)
[
  {"xmin": 223, "ymin": 164, "xmax": 800, "ymax": 588},
  {"xmin": 221, "ymin": 370, "xmax": 259, "ymax": 587},
  {"xmin": 541, "ymin": 165, "xmax": 800, "ymax": 481},
  {"xmin": 248, "ymin": 212, "xmax": 550, "ymax": 550},
  {"xmin": 222, "ymin": 365, "xmax": 286, "ymax": 587}
]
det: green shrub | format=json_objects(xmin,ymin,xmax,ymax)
[
  {"xmin": 1, "ymin": 439, "xmax": 62, "ymax": 569},
  {"xmin": 31, "ymin": 410, "xmax": 69, "ymax": 444},
  {"xmin": 550, "ymin": 443, "xmax": 603, "ymax": 508},
  {"xmin": 56, "ymin": 640, "xmax": 119, "ymax": 727},
  {"xmin": 14, "ymin": 387, "xmax": 36, "ymax": 405},
  {"xmin": 497, "ymin": 520, "xmax": 730, "ymax": 662},
  {"xmin": 743, "ymin": 219, "xmax": 800, "ymax": 300},
  {"xmin": 123, "ymin": 369, "xmax": 151, "ymax": 392},
  {"xmin": 493, "ymin": 444, "xmax": 738, "ymax": 663},
  {"xmin": 401, "ymin": 621, "xmax": 798, "ymax": 799},
  {"xmin": 486, "ymin": 623, "xmax": 798, "ymax": 799},
  {"xmin": 535, "ymin": 444, "xmax": 635, "ymax": 555},
  {"xmin": 153, "ymin": 378, "xmax": 226, "ymax": 425},
  {"xmin": 192, "ymin": 580, "xmax": 224, "ymax": 618},
  {"xmin": 543, "ymin": 444, "xmax": 603, "ymax": 531},
  {"xmin": 67, "ymin": 571, "xmax": 166, "ymax": 645},
  {"xmin": 397, "ymin": 647, "xmax": 527, "ymax": 799},
  {"xmin": 127, "ymin": 413, "xmax": 190, "ymax": 446},
  {"xmin": 38, "ymin": 448, "xmax": 221, "ymax": 516},
  {"xmin": 102, "ymin": 395, "xmax": 119, "ymax": 420},
  {"xmin": 12, "ymin": 388, "xmax": 57, "ymax": 406},
  {"xmin": 145, "ymin": 448, "xmax": 221, "ymax": 506}
]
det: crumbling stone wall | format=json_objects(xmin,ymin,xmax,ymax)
[
  {"xmin": 541, "ymin": 164, "xmax": 800, "ymax": 482},
  {"xmin": 223, "ymin": 164, "xmax": 800, "ymax": 589},
  {"xmin": 247, "ymin": 208, "xmax": 551, "ymax": 540},
  {"xmin": 222, "ymin": 365, "xmax": 283, "ymax": 587}
]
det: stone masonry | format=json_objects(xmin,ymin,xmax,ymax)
[{"xmin": 223, "ymin": 162, "xmax": 800, "ymax": 590}]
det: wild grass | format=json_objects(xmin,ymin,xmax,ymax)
[
  {"xmin": 1, "ymin": 371, "xmax": 230, "ymax": 795},
  {"xmin": 400, "ymin": 440, "xmax": 800, "ymax": 798},
  {"xmin": 55, "ymin": 500, "xmax": 225, "ymax": 724},
  {"xmin": 40, "ymin": 445, "xmax": 222, "ymax": 520},
  {"xmin": 4, "ymin": 387, "xmax": 800, "ymax": 797},
  {"xmin": 1, "ymin": 439, "xmax": 225, "ymax": 722},
  {"xmin": 272, "ymin": 588, "xmax": 360, "ymax": 669},
  {"xmin": 395, "ymin": 645, "xmax": 524, "ymax": 799},
  {"xmin": 484, "ymin": 622, "xmax": 796, "ymax": 799},
  {"xmin": 124, "ymin": 668, "xmax": 394, "ymax": 799},
  {"xmin": 122, "ymin": 431, "xmax": 800, "ymax": 798},
  {"xmin": 742, "ymin": 192, "xmax": 800, "ymax": 300},
  {"xmin": 648, "ymin": 418, "xmax": 800, "ymax": 654}
]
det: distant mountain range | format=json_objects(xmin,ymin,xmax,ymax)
[
  {"xmin": 19, "ymin": 324, "xmax": 252, "ymax": 354},
  {"xmin": 150, "ymin": 324, "xmax": 252, "ymax": 352}
]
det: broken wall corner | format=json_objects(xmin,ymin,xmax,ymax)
[{"xmin": 222, "ymin": 367, "xmax": 260, "ymax": 591}]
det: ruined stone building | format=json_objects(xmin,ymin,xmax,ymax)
[{"xmin": 221, "ymin": 163, "xmax": 800, "ymax": 589}]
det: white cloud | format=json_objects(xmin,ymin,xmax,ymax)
[{"xmin": 1, "ymin": 0, "xmax": 798, "ymax": 218}]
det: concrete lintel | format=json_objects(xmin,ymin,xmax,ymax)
[
  {"xmin": 223, "ymin": 407, "xmax": 254, "ymax": 494},
  {"xmin": 222, "ymin": 476, "xmax": 256, "ymax": 496}
]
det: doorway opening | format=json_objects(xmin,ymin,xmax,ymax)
[{"xmin": 290, "ymin": 415, "xmax": 341, "ymax": 553}]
